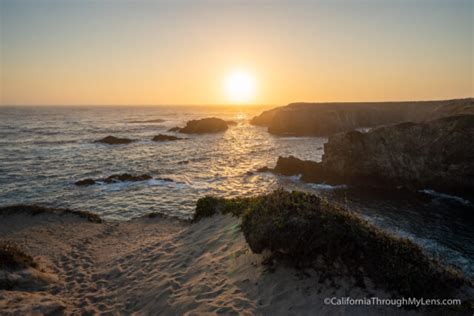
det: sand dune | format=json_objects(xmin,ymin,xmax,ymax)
[{"xmin": 1, "ymin": 211, "xmax": 421, "ymax": 315}]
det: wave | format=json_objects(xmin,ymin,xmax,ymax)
[
  {"xmin": 91, "ymin": 178, "xmax": 189, "ymax": 191},
  {"xmin": 308, "ymin": 183, "xmax": 349, "ymax": 190},
  {"xmin": 420, "ymin": 189, "xmax": 471, "ymax": 206},
  {"xmin": 127, "ymin": 119, "xmax": 166, "ymax": 123},
  {"xmin": 361, "ymin": 213, "xmax": 473, "ymax": 277}
]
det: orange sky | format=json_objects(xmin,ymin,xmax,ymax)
[{"xmin": 1, "ymin": 1, "xmax": 472, "ymax": 106}]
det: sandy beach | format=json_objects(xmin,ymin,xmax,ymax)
[{"xmin": 0, "ymin": 207, "xmax": 425, "ymax": 315}]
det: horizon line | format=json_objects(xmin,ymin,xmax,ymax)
[{"xmin": 1, "ymin": 96, "xmax": 472, "ymax": 107}]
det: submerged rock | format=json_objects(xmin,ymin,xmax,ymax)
[
  {"xmin": 95, "ymin": 136, "xmax": 134, "ymax": 145},
  {"xmin": 250, "ymin": 98, "xmax": 473, "ymax": 136},
  {"xmin": 75, "ymin": 174, "xmax": 152, "ymax": 186},
  {"xmin": 75, "ymin": 179, "xmax": 96, "ymax": 186},
  {"xmin": 102, "ymin": 174, "xmax": 152, "ymax": 183},
  {"xmin": 152, "ymin": 134, "xmax": 184, "ymax": 142},
  {"xmin": 178, "ymin": 117, "xmax": 228, "ymax": 134},
  {"xmin": 270, "ymin": 115, "xmax": 474, "ymax": 196}
]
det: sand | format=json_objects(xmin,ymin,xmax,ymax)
[{"xmin": 0, "ymin": 212, "xmax": 421, "ymax": 315}]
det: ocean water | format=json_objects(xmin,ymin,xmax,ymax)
[{"xmin": 0, "ymin": 105, "xmax": 473, "ymax": 277}]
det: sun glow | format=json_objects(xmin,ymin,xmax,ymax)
[{"xmin": 224, "ymin": 69, "xmax": 256, "ymax": 104}]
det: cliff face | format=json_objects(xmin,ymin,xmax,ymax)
[
  {"xmin": 250, "ymin": 98, "xmax": 473, "ymax": 136},
  {"xmin": 272, "ymin": 115, "xmax": 474, "ymax": 196}
]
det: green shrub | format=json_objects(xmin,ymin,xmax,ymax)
[
  {"xmin": 193, "ymin": 196, "xmax": 252, "ymax": 222},
  {"xmin": 240, "ymin": 189, "xmax": 464, "ymax": 297},
  {"xmin": 194, "ymin": 189, "xmax": 466, "ymax": 298}
]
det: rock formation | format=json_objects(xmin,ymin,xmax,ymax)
[
  {"xmin": 75, "ymin": 174, "xmax": 152, "ymax": 186},
  {"xmin": 152, "ymin": 134, "xmax": 184, "ymax": 141},
  {"xmin": 251, "ymin": 98, "xmax": 473, "ymax": 136},
  {"xmin": 175, "ymin": 117, "xmax": 229, "ymax": 134},
  {"xmin": 268, "ymin": 115, "xmax": 474, "ymax": 196},
  {"xmin": 95, "ymin": 136, "xmax": 134, "ymax": 145}
]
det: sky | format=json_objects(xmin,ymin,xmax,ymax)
[{"xmin": 0, "ymin": 0, "xmax": 472, "ymax": 106}]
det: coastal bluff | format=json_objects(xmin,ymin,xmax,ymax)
[
  {"xmin": 251, "ymin": 98, "xmax": 473, "ymax": 136},
  {"xmin": 265, "ymin": 115, "xmax": 474, "ymax": 197}
]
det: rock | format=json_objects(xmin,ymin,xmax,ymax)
[
  {"xmin": 226, "ymin": 120, "xmax": 237, "ymax": 126},
  {"xmin": 152, "ymin": 134, "xmax": 184, "ymax": 142},
  {"xmin": 75, "ymin": 174, "xmax": 152, "ymax": 186},
  {"xmin": 102, "ymin": 174, "xmax": 152, "ymax": 183},
  {"xmin": 273, "ymin": 156, "xmax": 321, "ymax": 179},
  {"xmin": 256, "ymin": 166, "xmax": 271, "ymax": 173},
  {"xmin": 96, "ymin": 136, "xmax": 134, "ymax": 145},
  {"xmin": 156, "ymin": 177, "xmax": 173, "ymax": 182},
  {"xmin": 271, "ymin": 115, "xmax": 474, "ymax": 196},
  {"xmin": 168, "ymin": 127, "xmax": 181, "ymax": 132},
  {"xmin": 178, "ymin": 117, "xmax": 228, "ymax": 134},
  {"xmin": 75, "ymin": 179, "xmax": 96, "ymax": 186},
  {"xmin": 250, "ymin": 98, "xmax": 473, "ymax": 136}
]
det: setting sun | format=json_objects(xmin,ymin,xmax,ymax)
[{"xmin": 224, "ymin": 69, "xmax": 256, "ymax": 104}]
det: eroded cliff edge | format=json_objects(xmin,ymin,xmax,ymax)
[
  {"xmin": 265, "ymin": 115, "xmax": 474, "ymax": 197},
  {"xmin": 251, "ymin": 98, "xmax": 473, "ymax": 136}
]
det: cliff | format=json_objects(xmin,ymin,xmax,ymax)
[
  {"xmin": 270, "ymin": 115, "xmax": 474, "ymax": 196},
  {"xmin": 250, "ymin": 98, "xmax": 473, "ymax": 136}
]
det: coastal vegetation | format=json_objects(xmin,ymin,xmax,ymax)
[
  {"xmin": 0, "ymin": 242, "xmax": 37, "ymax": 271},
  {"xmin": 194, "ymin": 189, "xmax": 467, "ymax": 298},
  {"xmin": 0, "ymin": 205, "xmax": 103, "ymax": 223}
]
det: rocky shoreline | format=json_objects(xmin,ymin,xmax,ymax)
[{"xmin": 259, "ymin": 115, "xmax": 474, "ymax": 198}]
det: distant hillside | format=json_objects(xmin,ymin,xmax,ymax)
[{"xmin": 250, "ymin": 98, "xmax": 473, "ymax": 136}]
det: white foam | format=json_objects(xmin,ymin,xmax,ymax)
[
  {"xmin": 420, "ymin": 189, "xmax": 471, "ymax": 206},
  {"xmin": 308, "ymin": 183, "xmax": 348, "ymax": 190},
  {"xmin": 148, "ymin": 179, "xmax": 188, "ymax": 189}
]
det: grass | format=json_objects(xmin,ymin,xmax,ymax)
[
  {"xmin": 193, "ymin": 196, "xmax": 251, "ymax": 222},
  {"xmin": 0, "ymin": 242, "xmax": 37, "ymax": 271},
  {"xmin": 194, "ymin": 189, "xmax": 466, "ymax": 298},
  {"xmin": 0, "ymin": 204, "xmax": 103, "ymax": 223}
]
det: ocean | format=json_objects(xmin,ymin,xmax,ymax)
[{"xmin": 0, "ymin": 105, "xmax": 473, "ymax": 276}]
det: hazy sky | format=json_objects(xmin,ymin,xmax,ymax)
[{"xmin": 0, "ymin": 0, "xmax": 472, "ymax": 105}]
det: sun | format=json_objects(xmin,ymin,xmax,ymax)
[{"xmin": 224, "ymin": 69, "xmax": 256, "ymax": 104}]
